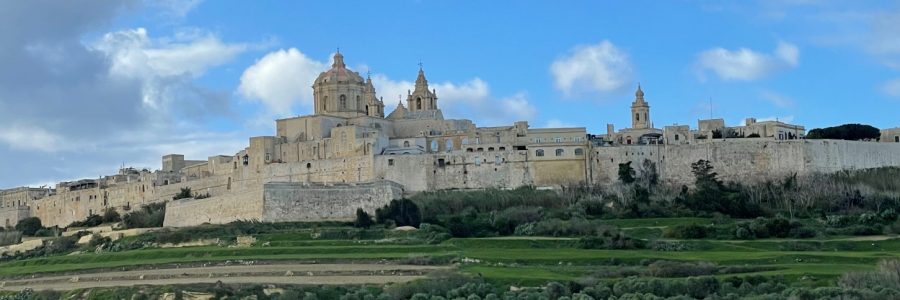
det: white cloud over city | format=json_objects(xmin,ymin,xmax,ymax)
[
  {"xmin": 238, "ymin": 49, "xmax": 538, "ymax": 126},
  {"xmin": 696, "ymin": 41, "xmax": 799, "ymax": 81},
  {"xmin": 550, "ymin": 40, "xmax": 633, "ymax": 96}
]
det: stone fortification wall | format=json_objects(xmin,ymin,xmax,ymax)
[
  {"xmin": 592, "ymin": 139, "xmax": 900, "ymax": 186},
  {"xmin": 374, "ymin": 148, "xmax": 587, "ymax": 192},
  {"xmin": 163, "ymin": 188, "xmax": 264, "ymax": 227},
  {"xmin": 262, "ymin": 180, "xmax": 403, "ymax": 222},
  {"xmin": 803, "ymin": 139, "xmax": 900, "ymax": 173},
  {"xmin": 1, "ymin": 207, "xmax": 30, "ymax": 228}
]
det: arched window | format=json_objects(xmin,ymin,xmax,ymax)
[
  {"xmin": 356, "ymin": 95, "xmax": 361, "ymax": 110},
  {"xmin": 636, "ymin": 113, "xmax": 640, "ymax": 121},
  {"xmin": 340, "ymin": 94, "xmax": 347, "ymax": 109},
  {"xmin": 306, "ymin": 163, "xmax": 311, "ymax": 169},
  {"xmin": 446, "ymin": 139, "xmax": 454, "ymax": 151},
  {"xmin": 535, "ymin": 149, "xmax": 544, "ymax": 157},
  {"xmin": 644, "ymin": 113, "xmax": 648, "ymax": 121},
  {"xmin": 896, "ymin": 136, "xmax": 899, "ymax": 143},
  {"xmin": 488, "ymin": 147, "xmax": 494, "ymax": 151},
  {"xmin": 416, "ymin": 97, "xmax": 422, "ymax": 109},
  {"xmin": 403, "ymin": 141, "xmax": 410, "ymax": 147},
  {"xmin": 431, "ymin": 140, "xmax": 439, "ymax": 152},
  {"xmin": 555, "ymin": 149, "xmax": 564, "ymax": 156},
  {"xmin": 574, "ymin": 148, "xmax": 584, "ymax": 156},
  {"xmin": 461, "ymin": 138, "xmax": 469, "ymax": 145},
  {"xmin": 365, "ymin": 105, "xmax": 369, "ymax": 115},
  {"xmin": 323, "ymin": 96, "xmax": 328, "ymax": 111}
]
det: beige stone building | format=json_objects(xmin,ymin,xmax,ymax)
[
  {"xmin": 882, "ymin": 127, "xmax": 900, "ymax": 143},
  {"xmin": 2, "ymin": 53, "xmax": 899, "ymax": 228}
]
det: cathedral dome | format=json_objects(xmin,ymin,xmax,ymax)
[{"xmin": 314, "ymin": 52, "xmax": 365, "ymax": 85}]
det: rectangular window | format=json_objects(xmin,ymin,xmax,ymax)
[
  {"xmin": 388, "ymin": 159, "xmax": 394, "ymax": 166},
  {"xmin": 555, "ymin": 137, "xmax": 562, "ymax": 143}
]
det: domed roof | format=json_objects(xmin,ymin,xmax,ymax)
[{"xmin": 314, "ymin": 52, "xmax": 365, "ymax": 85}]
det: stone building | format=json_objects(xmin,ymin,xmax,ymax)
[
  {"xmin": 603, "ymin": 85, "xmax": 663, "ymax": 145},
  {"xmin": 882, "ymin": 127, "xmax": 900, "ymax": 143},
  {"xmin": 2, "ymin": 52, "xmax": 899, "ymax": 228}
]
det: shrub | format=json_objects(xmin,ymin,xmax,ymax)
[
  {"xmin": 647, "ymin": 260, "xmax": 718, "ymax": 277},
  {"xmin": 89, "ymin": 234, "xmax": 112, "ymax": 248},
  {"xmin": 15, "ymin": 217, "xmax": 43, "ymax": 236},
  {"xmin": 492, "ymin": 206, "xmax": 543, "ymax": 235},
  {"xmin": 43, "ymin": 236, "xmax": 77, "ymax": 255},
  {"xmin": 375, "ymin": 199, "xmax": 421, "ymax": 227},
  {"xmin": 102, "ymin": 207, "xmax": 121, "ymax": 223},
  {"xmin": 663, "ymin": 224, "xmax": 708, "ymax": 239},
  {"xmin": 122, "ymin": 202, "xmax": 166, "ymax": 229},
  {"xmin": 173, "ymin": 187, "xmax": 192, "ymax": 200},
  {"xmin": 354, "ymin": 208, "xmax": 374, "ymax": 228},
  {"xmin": 68, "ymin": 214, "xmax": 103, "ymax": 228}
]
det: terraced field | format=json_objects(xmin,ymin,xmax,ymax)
[{"xmin": 1, "ymin": 218, "xmax": 897, "ymax": 291}]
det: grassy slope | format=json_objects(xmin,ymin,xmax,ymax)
[{"xmin": 1, "ymin": 218, "xmax": 897, "ymax": 287}]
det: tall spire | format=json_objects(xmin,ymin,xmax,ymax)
[{"xmin": 415, "ymin": 63, "xmax": 428, "ymax": 87}]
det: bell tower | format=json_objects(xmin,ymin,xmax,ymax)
[
  {"xmin": 406, "ymin": 64, "xmax": 438, "ymax": 112},
  {"xmin": 631, "ymin": 84, "xmax": 651, "ymax": 129}
]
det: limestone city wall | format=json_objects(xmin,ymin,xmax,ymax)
[
  {"xmin": 262, "ymin": 180, "xmax": 403, "ymax": 222},
  {"xmin": 591, "ymin": 139, "xmax": 900, "ymax": 186},
  {"xmin": 163, "ymin": 188, "xmax": 264, "ymax": 227}
]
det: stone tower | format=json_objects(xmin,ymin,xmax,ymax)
[
  {"xmin": 631, "ymin": 84, "xmax": 651, "ymax": 129},
  {"xmin": 406, "ymin": 66, "xmax": 438, "ymax": 112},
  {"xmin": 313, "ymin": 51, "xmax": 384, "ymax": 118}
]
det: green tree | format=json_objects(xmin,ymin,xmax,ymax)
[
  {"xmin": 807, "ymin": 124, "xmax": 880, "ymax": 140},
  {"xmin": 618, "ymin": 161, "xmax": 636, "ymax": 184},
  {"xmin": 102, "ymin": 207, "xmax": 121, "ymax": 223},
  {"xmin": 375, "ymin": 199, "xmax": 421, "ymax": 227},
  {"xmin": 15, "ymin": 217, "xmax": 43, "ymax": 236},
  {"xmin": 354, "ymin": 208, "xmax": 374, "ymax": 228},
  {"xmin": 173, "ymin": 187, "xmax": 192, "ymax": 200}
]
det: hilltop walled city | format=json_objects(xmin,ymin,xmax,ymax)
[{"xmin": 3, "ymin": 52, "xmax": 900, "ymax": 228}]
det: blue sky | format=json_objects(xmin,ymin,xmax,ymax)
[{"xmin": 1, "ymin": 0, "xmax": 899, "ymax": 187}]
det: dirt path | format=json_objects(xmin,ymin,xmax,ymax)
[{"xmin": 0, "ymin": 263, "xmax": 452, "ymax": 291}]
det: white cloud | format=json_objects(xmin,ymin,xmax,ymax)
[
  {"xmin": 696, "ymin": 41, "xmax": 800, "ymax": 81},
  {"xmin": 551, "ymin": 40, "xmax": 633, "ymax": 96},
  {"xmin": 238, "ymin": 48, "xmax": 536, "ymax": 126},
  {"xmin": 759, "ymin": 90, "xmax": 796, "ymax": 108},
  {"xmin": 544, "ymin": 119, "xmax": 577, "ymax": 128},
  {"xmin": 238, "ymin": 48, "xmax": 327, "ymax": 115},
  {"xmin": 95, "ymin": 27, "xmax": 245, "ymax": 116},
  {"xmin": 882, "ymin": 78, "xmax": 900, "ymax": 97},
  {"xmin": 0, "ymin": 125, "xmax": 63, "ymax": 152},
  {"xmin": 98, "ymin": 27, "xmax": 247, "ymax": 78}
]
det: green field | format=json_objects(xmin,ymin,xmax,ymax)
[{"xmin": 2, "ymin": 217, "xmax": 897, "ymax": 288}]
